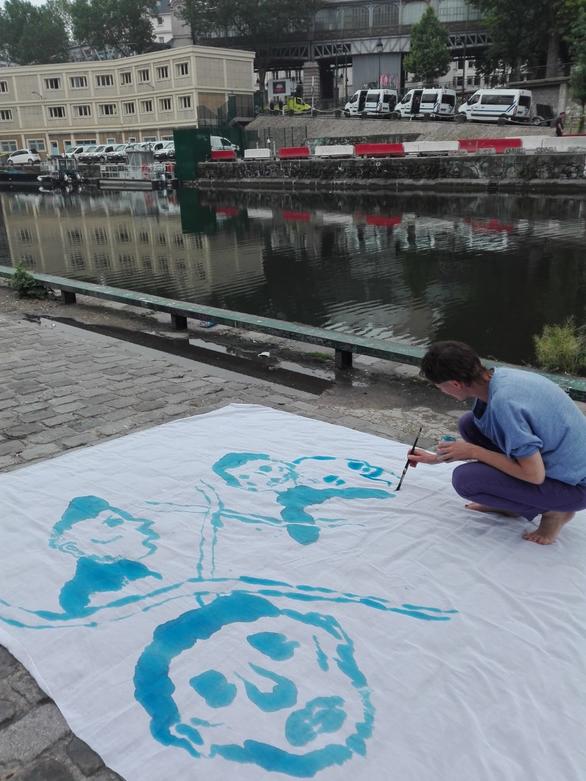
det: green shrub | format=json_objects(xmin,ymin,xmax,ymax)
[
  {"xmin": 9, "ymin": 264, "xmax": 46, "ymax": 298},
  {"xmin": 533, "ymin": 319, "xmax": 586, "ymax": 375}
]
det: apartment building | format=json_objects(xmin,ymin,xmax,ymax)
[{"xmin": 0, "ymin": 45, "xmax": 254, "ymax": 155}]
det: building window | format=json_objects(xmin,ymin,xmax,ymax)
[
  {"xmin": 94, "ymin": 227, "xmax": 108, "ymax": 244},
  {"xmin": 0, "ymin": 140, "xmax": 17, "ymax": 151},
  {"xmin": 159, "ymin": 97, "xmax": 172, "ymax": 112},
  {"xmin": 26, "ymin": 138, "xmax": 46, "ymax": 151},
  {"xmin": 128, "ymin": 136, "xmax": 136, "ymax": 142},
  {"xmin": 456, "ymin": 76, "xmax": 463, "ymax": 87},
  {"xmin": 106, "ymin": 137, "xmax": 116, "ymax": 143},
  {"xmin": 139, "ymin": 231, "xmax": 150, "ymax": 243},
  {"xmin": 74, "ymin": 104, "xmax": 91, "ymax": 117},
  {"xmin": 76, "ymin": 138, "xmax": 96, "ymax": 144},
  {"xmin": 138, "ymin": 68, "xmax": 150, "ymax": 82},
  {"xmin": 178, "ymin": 95, "xmax": 191, "ymax": 109},
  {"xmin": 176, "ymin": 62, "xmax": 189, "ymax": 76},
  {"xmin": 157, "ymin": 16, "xmax": 163, "ymax": 25},
  {"xmin": 156, "ymin": 65, "xmax": 169, "ymax": 80},
  {"xmin": 99, "ymin": 104, "xmax": 117, "ymax": 115},
  {"xmin": 96, "ymin": 74, "xmax": 114, "ymax": 87},
  {"xmin": 158, "ymin": 36, "xmax": 165, "ymax": 43},
  {"xmin": 0, "ymin": 110, "xmax": 13, "ymax": 121},
  {"xmin": 94, "ymin": 253, "xmax": 111, "ymax": 269},
  {"xmin": 19, "ymin": 228, "xmax": 32, "ymax": 242},
  {"xmin": 67, "ymin": 229, "xmax": 83, "ymax": 245},
  {"xmin": 140, "ymin": 99, "xmax": 153, "ymax": 113},
  {"xmin": 45, "ymin": 77, "xmax": 61, "ymax": 90},
  {"xmin": 143, "ymin": 135, "xmax": 156, "ymax": 141},
  {"xmin": 120, "ymin": 71, "xmax": 132, "ymax": 85},
  {"xmin": 123, "ymin": 102, "xmax": 135, "ymax": 114},
  {"xmin": 70, "ymin": 75, "xmax": 87, "ymax": 89},
  {"xmin": 0, "ymin": 81, "xmax": 8, "ymax": 93},
  {"xmin": 48, "ymin": 106, "xmax": 66, "ymax": 118}
]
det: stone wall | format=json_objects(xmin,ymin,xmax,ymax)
[{"xmin": 196, "ymin": 152, "xmax": 586, "ymax": 193}]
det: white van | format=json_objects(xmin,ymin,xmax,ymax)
[
  {"xmin": 362, "ymin": 88, "xmax": 399, "ymax": 117},
  {"xmin": 396, "ymin": 88, "xmax": 457, "ymax": 119},
  {"xmin": 211, "ymin": 135, "xmax": 239, "ymax": 153},
  {"xmin": 344, "ymin": 89, "xmax": 369, "ymax": 116},
  {"xmin": 458, "ymin": 89, "xmax": 533, "ymax": 123}
]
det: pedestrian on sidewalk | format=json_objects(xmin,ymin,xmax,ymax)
[
  {"xmin": 408, "ymin": 341, "xmax": 586, "ymax": 545},
  {"xmin": 555, "ymin": 111, "xmax": 566, "ymax": 137}
]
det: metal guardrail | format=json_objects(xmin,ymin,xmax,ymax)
[{"xmin": 1, "ymin": 265, "xmax": 585, "ymax": 401}]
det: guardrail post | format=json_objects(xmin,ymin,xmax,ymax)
[
  {"xmin": 170, "ymin": 313, "xmax": 188, "ymax": 330},
  {"xmin": 62, "ymin": 290, "xmax": 76, "ymax": 304},
  {"xmin": 335, "ymin": 348, "xmax": 352, "ymax": 370}
]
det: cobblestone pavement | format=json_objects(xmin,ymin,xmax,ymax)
[{"xmin": 0, "ymin": 306, "xmax": 462, "ymax": 781}]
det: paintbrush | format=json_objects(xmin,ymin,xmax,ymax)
[{"xmin": 395, "ymin": 426, "xmax": 423, "ymax": 491}]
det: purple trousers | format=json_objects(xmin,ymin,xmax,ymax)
[{"xmin": 452, "ymin": 412, "xmax": 586, "ymax": 521}]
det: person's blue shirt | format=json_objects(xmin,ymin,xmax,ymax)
[{"xmin": 472, "ymin": 367, "xmax": 586, "ymax": 486}]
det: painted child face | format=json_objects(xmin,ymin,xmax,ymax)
[
  {"xmin": 60, "ymin": 509, "xmax": 151, "ymax": 562},
  {"xmin": 167, "ymin": 613, "xmax": 369, "ymax": 770},
  {"xmin": 227, "ymin": 459, "xmax": 296, "ymax": 492}
]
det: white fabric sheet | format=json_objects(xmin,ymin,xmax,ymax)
[{"xmin": 0, "ymin": 404, "xmax": 585, "ymax": 781}]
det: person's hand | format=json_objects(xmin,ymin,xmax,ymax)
[
  {"xmin": 407, "ymin": 447, "xmax": 440, "ymax": 467},
  {"xmin": 436, "ymin": 440, "xmax": 477, "ymax": 463}
]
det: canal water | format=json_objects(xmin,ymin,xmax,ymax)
[{"xmin": 1, "ymin": 188, "xmax": 584, "ymax": 365}]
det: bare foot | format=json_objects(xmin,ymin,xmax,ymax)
[
  {"xmin": 465, "ymin": 502, "xmax": 519, "ymax": 518},
  {"xmin": 522, "ymin": 511, "xmax": 575, "ymax": 545}
]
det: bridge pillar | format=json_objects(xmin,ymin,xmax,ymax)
[{"xmin": 302, "ymin": 61, "xmax": 321, "ymax": 104}]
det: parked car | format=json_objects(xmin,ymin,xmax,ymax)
[
  {"xmin": 106, "ymin": 144, "xmax": 129, "ymax": 163},
  {"xmin": 7, "ymin": 149, "xmax": 41, "ymax": 165},
  {"xmin": 211, "ymin": 135, "xmax": 239, "ymax": 153},
  {"xmin": 77, "ymin": 145, "xmax": 98, "ymax": 163},
  {"xmin": 66, "ymin": 145, "xmax": 90, "ymax": 159},
  {"xmin": 85, "ymin": 144, "xmax": 117, "ymax": 163},
  {"xmin": 154, "ymin": 141, "xmax": 175, "ymax": 161}
]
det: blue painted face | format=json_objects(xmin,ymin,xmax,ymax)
[
  {"xmin": 135, "ymin": 592, "xmax": 373, "ymax": 776},
  {"xmin": 225, "ymin": 459, "xmax": 297, "ymax": 493}
]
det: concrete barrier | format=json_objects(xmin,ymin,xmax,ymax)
[
  {"xmin": 314, "ymin": 145, "xmax": 355, "ymax": 158},
  {"xmin": 244, "ymin": 148, "xmax": 272, "ymax": 160},
  {"xmin": 278, "ymin": 146, "xmax": 311, "ymax": 159},
  {"xmin": 355, "ymin": 143, "xmax": 405, "ymax": 157},
  {"xmin": 211, "ymin": 150, "xmax": 237, "ymax": 161},
  {"xmin": 458, "ymin": 138, "xmax": 523, "ymax": 154},
  {"xmin": 403, "ymin": 140, "xmax": 460, "ymax": 156}
]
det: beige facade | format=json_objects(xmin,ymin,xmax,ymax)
[{"xmin": 0, "ymin": 45, "xmax": 254, "ymax": 154}]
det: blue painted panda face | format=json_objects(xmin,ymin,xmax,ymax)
[
  {"xmin": 228, "ymin": 460, "xmax": 296, "ymax": 492},
  {"xmin": 165, "ymin": 612, "xmax": 371, "ymax": 770}
]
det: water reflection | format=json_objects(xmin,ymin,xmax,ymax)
[{"xmin": 0, "ymin": 188, "xmax": 584, "ymax": 364}]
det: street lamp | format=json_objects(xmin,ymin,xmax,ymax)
[{"xmin": 375, "ymin": 39, "xmax": 383, "ymax": 87}]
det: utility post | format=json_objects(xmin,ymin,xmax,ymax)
[{"xmin": 376, "ymin": 39, "xmax": 383, "ymax": 87}]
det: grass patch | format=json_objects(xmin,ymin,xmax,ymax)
[
  {"xmin": 9, "ymin": 264, "xmax": 47, "ymax": 298},
  {"xmin": 534, "ymin": 319, "xmax": 586, "ymax": 375}
]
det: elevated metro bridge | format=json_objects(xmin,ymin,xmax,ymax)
[{"xmin": 210, "ymin": 0, "xmax": 490, "ymax": 98}]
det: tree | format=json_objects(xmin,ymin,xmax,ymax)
[
  {"xmin": 569, "ymin": 5, "xmax": 586, "ymax": 130},
  {"xmin": 570, "ymin": 63, "xmax": 586, "ymax": 130},
  {"xmin": 69, "ymin": 0, "xmax": 157, "ymax": 55},
  {"xmin": 467, "ymin": 0, "xmax": 586, "ymax": 80},
  {"xmin": 404, "ymin": 7, "xmax": 450, "ymax": 85},
  {"xmin": 176, "ymin": 0, "xmax": 322, "ymax": 46},
  {"xmin": 0, "ymin": 0, "xmax": 69, "ymax": 64}
]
